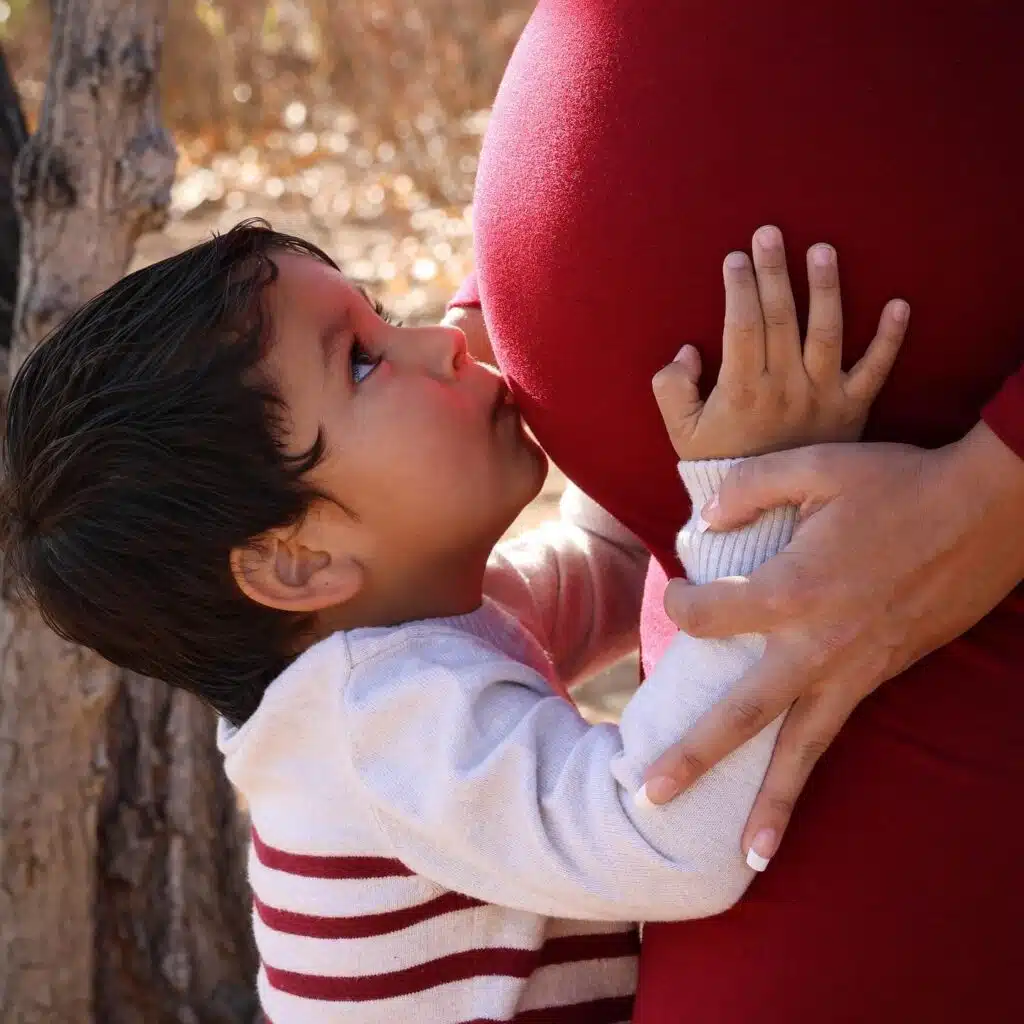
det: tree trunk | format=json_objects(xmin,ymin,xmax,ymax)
[
  {"xmin": 0, "ymin": 45, "xmax": 27, "ymax": 358},
  {"xmin": 0, "ymin": 4, "xmax": 258, "ymax": 1022}
]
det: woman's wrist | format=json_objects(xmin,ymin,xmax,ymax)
[{"xmin": 937, "ymin": 420, "xmax": 1024, "ymax": 578}]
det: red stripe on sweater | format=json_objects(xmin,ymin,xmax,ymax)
[
  {"xmin": 264, "ymin": 930, "xmax": 638, "ymax": 1001},
  {"xmin": 514, "ymin": 997, "xmax": 634, "ymax": 1023},
  {"xmin": 254, "ymin": 890, "xmax": 486, "ymax": 939},
  {"xmin": 251, "ymin": 828, "xmax": 413, "ymax": 879},
  {"xmin": 538, "ymin": 930, "xmax": 640, "ymax": 966},
  {"xmin": 459, "ymin": 994, "xmax": 635, "ymax": 1023}
]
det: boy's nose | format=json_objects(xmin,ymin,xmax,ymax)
[{"xmin": 405, "ymin": 324, "xmax": 468, "ymax": 380}]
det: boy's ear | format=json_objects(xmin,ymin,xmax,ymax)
[{"xmin": 230, "ymin": 532, "xmax": 364, "ymax": 613}]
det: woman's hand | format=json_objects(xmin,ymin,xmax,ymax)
[{"xmin": 642, "ymin": 422, "xmax": 1024, "ymax": 868}]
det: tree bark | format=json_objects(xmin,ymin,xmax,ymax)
[
  {"xmin": 0, "ymin": 3, "xmax": 258, "ymax": 1022},
  {"xmin": 0, "ymin": 45, "xmax": 27, "ymax": 356}
]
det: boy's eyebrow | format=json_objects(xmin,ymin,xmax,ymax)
[
  {"xmin": 319, "ymin": 285, "xmax": 376, "ymax": 370},
  {"xmin": 319, "ymin": 313, "xmax": 350, "ymax": 371}
]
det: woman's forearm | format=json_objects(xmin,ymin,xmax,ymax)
[{"xmin": 944, "ymin": 419, "xmax": 1024, "ymax": 586}]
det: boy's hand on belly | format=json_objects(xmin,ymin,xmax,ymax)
[
  {"xmin": 643, "ymin": 424, "xmax": 1024, "ymax": 869},
  {"xmin": 442, "ymin": 305, "xmax": 495, "ymax": 366},
  {"xmin": 652, "ymin": 225, "xmax": 909, "ymax": 461}
]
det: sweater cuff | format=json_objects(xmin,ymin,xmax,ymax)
[{"xmin": 676, "ymin": 459, "xmax": 797, "ymax": 584}]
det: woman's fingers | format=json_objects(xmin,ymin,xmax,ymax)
[
  {"xmin": 720, "ymin": 250, "xmax": 767, "ymax": 382},
  {"xmin": 739, "ymin": 685, "xmax": 856, "ymax": 870},
  {"xmin": 664, "ymin": 573, "xmax": 786, "ymax": 640},
  {"xmin": 751, "ymin": 225, "xmax": 801, "ymax": 373},
  {"xmin": 704, "ymin": 448, "xmax": 825, "ymax": 531},
  {"xmin": 802, "ymin": 244, "xmax": 844, "ymax": 385},
  {"xmin": 640, "ymin": 650, "xmax": 803, "ymax": 804},
  {"xmin": 844, "ymin": 299, "xmax": 910, "ymax": 406}
]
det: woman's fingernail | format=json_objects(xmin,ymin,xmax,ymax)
[
  {"xmin": 634, "ymin": 777, "xmax": 679, "ymax": 809},
  {"xmin": 702, "ymin": 496, "xmax": 718, "ymax": 519},
  {"xmin": 694, "ymin": 515, "xmax": 711, "ymax": 535},
  {"xmin": 745, "ymin": 828, "xmax": 777, "ymax": 872}
]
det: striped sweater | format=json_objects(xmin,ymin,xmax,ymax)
[{"xmin": 218, "ymin": 460, "xmax": 795, "ymax": 1023}]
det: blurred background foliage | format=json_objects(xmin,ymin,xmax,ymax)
[{"xmin": 2, "ymin": 0, "xmax": 534, "ymax": 320}]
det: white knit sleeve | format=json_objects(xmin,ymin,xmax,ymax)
[
  {"xmin": 340, "ymin": 460, "xmax": 796, "ymax": 922},
  {"xmin": 483, "ymin": 484, "xmax": 649, "ymax": 687}
]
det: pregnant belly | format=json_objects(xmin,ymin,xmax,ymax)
[
  {"xmin": 478, "ymin": 12, "xmax": 1024, "ymax": 1011},
  {"xmin": 475, "ymin": 0, "xmax": 1024, "ymax": 569}
]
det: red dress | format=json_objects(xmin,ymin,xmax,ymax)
[{"xmin": 456, "ymin": 2, "xmax": 1024, "ymax": 1020}]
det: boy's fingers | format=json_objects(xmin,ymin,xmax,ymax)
[
  {"xmin": 652, "ymin": 345, "xmax": 704, "ymax": 448},
  {"xmin": 441, "ymin": 305, "xmax": 494, "ymax": 364},
  {"xmin": 844, "ymin": 299, "xmax": 910, "ymax": 406},
  {"xmin": 720, "ymin": 250, "xmax": 766, "ymax": 382},
  {"xmin": 751, "ymin": 225, "xmax": 801, "ymax": 373},
  {"xmin": 802, "ymin": 244, "xmax": 843, "ymax": 385}
]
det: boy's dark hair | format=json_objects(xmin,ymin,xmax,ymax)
[{"xmin": 0, "ymin": 220, "xmax": 336, "ymax": 726}]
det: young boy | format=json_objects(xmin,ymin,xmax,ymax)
[{"xmin": 0, "ymin": 221, "xmax": 907, "ymax": 1023}]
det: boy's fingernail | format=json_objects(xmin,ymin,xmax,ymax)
[
  {"xmin": 634, "ymin": 777, "xmax": 679, "ymax": 809},
  {"xmin": 745, "ymin": 828, "xmax": 777, "ymax": 872},
  {"xmin": 674, "ymin": 345, "xmax": 700, "ymax": 375},
  {"xmin": 811, "ymin": 244, "xmax": 834, "ymax": 267},
  {"xmin": 725, "ymin": 251, "xmax": 748, "ymax": 270},
  {"xmin": 892, "ymin": 300, "xmax": 909, "ymax": 323},
  {"xmin": 756, "ymin": 225, "xmax": 781, "ymax": 250}
]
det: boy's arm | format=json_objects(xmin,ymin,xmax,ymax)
[
  {"xmin": 483, "ymin": 485, "xmax": 648, "ymax": 688},
  {"xmin": 338, "ymin": 460, "xmax": 789, "ymax": 923}
]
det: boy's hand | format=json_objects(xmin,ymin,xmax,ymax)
[
  {"xmin": 653, "ymin": 225, "xmax": 910, "ymax": 461},
  {"xmin": 442, "ymin": 305, "xmax": 495, "ymax": 365}
]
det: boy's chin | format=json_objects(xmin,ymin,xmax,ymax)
[
  {"xmin": 524, "ymin": 433, "xmax": 549, "ymax": 481},
  {"xmin": 518, "ymin": 442, "xmax": 549, "ymax": 504}
]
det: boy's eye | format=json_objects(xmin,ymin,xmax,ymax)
[
  {"xmin": 368, "ymin": 294, "xmax": 402, "ymax": 327},
  {"xmin": 350, "ymin": 336, "xmax": 382, "ymax": 385}
]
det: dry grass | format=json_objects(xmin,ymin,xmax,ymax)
[
  {"xmin": 4, "ymin": 1, "xmax": 536, "ymax": 324},
  {"xmin": 5, "ymin": 0, "xmax": 532, "ymax": 205}
]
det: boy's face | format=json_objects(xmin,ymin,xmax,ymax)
[{"xmin": 248, "ymin": 252, "xmax": 546, "ymax": 621}]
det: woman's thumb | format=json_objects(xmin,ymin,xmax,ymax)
[{"xmin": 706, "ymin": 448, "xmax": 816, "ymax": 530}]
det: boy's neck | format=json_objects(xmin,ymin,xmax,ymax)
[{"xmin": 305, "ymin": 546, "xmax": 491, "ymax": 644}]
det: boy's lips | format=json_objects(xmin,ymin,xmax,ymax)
[{"xmin": 490, "ymin": 378, "xmax": 517, "ymax": 422}]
